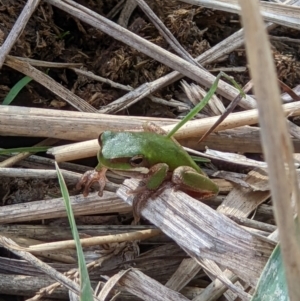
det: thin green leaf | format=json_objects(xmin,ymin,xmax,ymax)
[
  {"xmin": 57, "ymin": 30, "xmax": 70, "ymax": 39},
  {"xmin": 190, "ymin": 155, "xmax": 211, "ymax": 163},
  {"xmin": 55, "ymin": 162, "xmax": 94, "ymax": 301},
  {"xmin": 167, "ymin": 72, "xmax": 245, "ymax": 138},
  {"xmin": 0, "ymin": 146, "xmax": 50, "ymax": 155},
  {"xmin": 2, "ymin": 76, "xmax": 32, "ymax": 105}
]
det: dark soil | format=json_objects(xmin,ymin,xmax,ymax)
[{"xmin": 1, "ymin": 0, "xmax": 298, "ymax": 116}]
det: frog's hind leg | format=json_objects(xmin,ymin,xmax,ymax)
[
  {"xmin": 131, "ymin": 181, "xmax": 174, "ymax": 224},
  {"xmin": 172, "ymin": 166, "xmax": 219, "ymax": 198},
  {"xmin": 132, "ymin": 190, "xmax": 153, "ymax": 224}
]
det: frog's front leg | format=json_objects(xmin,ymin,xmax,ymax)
[
  {"xmin": 76, "ymin": 167, "xmax": 108, "ymax": 197},
  {"xmin": 172, "ymin": 166, "xmax": 219, "ymax": 198},
  {"xmin": 130, "ymin": 163, "xmax": 169, "ymax": 223}
]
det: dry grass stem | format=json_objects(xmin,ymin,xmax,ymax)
[
  {"xmin": 165, "ymin": 258, "xmax": 201, "ymax": 291},
  {"xmin": 3, "ymin": 101, "xmax": 300, "ymax": 143},
  {"xmin": 101, "ymin": 268, "xmax": 190, "ymax": 301},
  {"xmin": 9, "ymin": 55, "xmax": 82, "ymax": 68},
  {"xmin": 0, "ymin": 105, "xmax": 174, "ymax": 140},
  {"xmin": 136, "ymin": 0, "xmax": 201, "ymax": 67},
  {"xmin": 0, "ymin": 274, "xmax": 71, "ymax": 299},
  {"xmin": 0, "ymin": 0, "xmax": 41, "ymax": 68},
  {"xmin": 164, "ymin": 101, "xmax": 300, "ymax": 139},
  {"xmin": 5, "ymin": 57, "xmax": 98, "ymax": 112},
  {"xmin": 238, "ymin": 0, "xmax": 300, "ymax": 299},
  {"xmin": 0, "ymin": 237, "xmax": 85, "ymax": 299},
  {"xmin": 28, "ymin": 229, "xmax": 161, "ymax": 251},
  {"xmin": 0, "ymin": 224, "xmax": 162, "ymax": 244},
  {"xmin": 0, "ymin": 167, "xmax": 81, "ymax": 184},
  {"xmin": 0, "ymin": 192, "xmax": 130, "ymax": 224},
  {"xmin": 181, "ymin": 0, "xmax": 300, "ymax": 29}
]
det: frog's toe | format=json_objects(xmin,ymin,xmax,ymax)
[
  {"xmin": 132, "ymin": 190, "xmax": 153, "ymax": 224},
  {"xmin": 76, "ymin": 170, "xmax": 94, "ymax": 193},
  {"xmin": 77, "ymin": 168, "xmax": 107, "ymax": 197}
]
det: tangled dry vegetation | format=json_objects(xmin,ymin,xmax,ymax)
[{"xmin": 0, "ymin": 0, "xmax": 300, "ymax": 300}]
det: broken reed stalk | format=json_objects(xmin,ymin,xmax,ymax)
[
  {"xmin": 2, "ymin": 101, "xmax": 300, "ymax": 141},
  {"xmin": 238, "ymin": 0, "xmax": 300, "ymax": 300}
]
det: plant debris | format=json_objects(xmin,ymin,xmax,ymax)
[{"xmin": 1, "ymin": 0, "xmax": 300, "ymax": 300}]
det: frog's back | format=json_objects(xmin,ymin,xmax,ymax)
[{"xmin": 101, "ymin": 131, "xmax": 200, "ymax": 172}]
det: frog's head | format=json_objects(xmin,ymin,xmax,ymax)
[{"xmin": 97, "ymin": 131, "xmax": 150, "ymax": 173}]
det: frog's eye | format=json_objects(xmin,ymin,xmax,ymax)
[{"xmin": 129, "ymin": 155, "xmax": 147, "ymax": 167}]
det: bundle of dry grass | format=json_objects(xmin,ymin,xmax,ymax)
[{"xmin": 0, "ymin": 0, "xmax": 300, "ymax": 300}]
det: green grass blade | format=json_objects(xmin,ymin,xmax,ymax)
[
  {"xmin": 190, "ymin": 155, "xmax": 211, "ymax": 163},
  {"xmin": 2, "ymin": 76, "xmax": 33, "ymax": 105},
  {"xmin": 0, "ymin": 146, "xmax": 50, "ymax": 155},
  {"xmin": 251, "ymin": 244, "xmax": 288, "ymax": 301},
  {"xmin": 167, "ymin": 72, "xmax": 245, "ymax": 138},
  {"xmin": 55, "ymin": 162, "xmax": 94, "ymax": 301}
]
